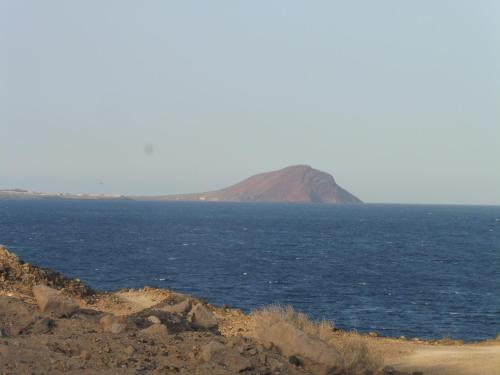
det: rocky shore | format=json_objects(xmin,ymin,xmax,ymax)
[{"xmin": 1, "ymin": 246, "xmax": 498, "ymax": 375}]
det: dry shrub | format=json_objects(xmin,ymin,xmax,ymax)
[
  {"xmin": 341, "ymin": 336, "xmax": 384, "ymax": 375},
  {"xmin": 249, "ymin": 305, "xmax": 384, "ymax": 375},
  {"xmin": 437, "ymin": 335, "xmax": 463, "ymax": 346},
  {"xmin": 249, "ymin": 304, "xmax": 333, "ymax": 340}
]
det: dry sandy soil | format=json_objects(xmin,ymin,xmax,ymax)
[
  {"xmin": 388, "ymin": 344, "xmax": 500, "ymax": 375},
  {"xmin": 1, "ymin": 246, "xmax": 499, "ymax": 375}
]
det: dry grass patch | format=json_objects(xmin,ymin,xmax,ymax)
[
  {"xmin": 436, "ymin": 335, "xmax": 464, "ymax": 346},
  {"xmin": 248, "ymin": 304, "xmax": 333, "ymax": 341},
  {"xmin": 249, "ymin": 305, "xmax": 384, "ymax": 375},
  {"xmin": 340, "ymin": 335, "xmax": 384, "ymax": 375}
]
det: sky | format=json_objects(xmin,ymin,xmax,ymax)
[{"xmin": 1, "ymin": 1, "xmax": 499, "ymax": 205}]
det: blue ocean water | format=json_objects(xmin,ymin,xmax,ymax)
[{"xmin": 0, "ymin": 200, "xmax": 499, "ymax": 341}]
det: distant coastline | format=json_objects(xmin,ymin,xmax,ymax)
[
  {"xmin": 0, "ymin": 165, "xmax": 362, "ymax": 204},
  {"xmin": 0, "ymin": 189, "xmax": 129, "ymax": 201},
  {"xmin": 2, "ymin": 191, "xmax": 499, "ymax": 208}
]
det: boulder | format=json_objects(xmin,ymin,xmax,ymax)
[
  {"xmin": 147, "ymin": 315, "xmax": 161, "ymax": 324},
  {"xmin": 139, "ymin": 323, "xmax": 168, "ymax": 339},
  {"xmin": 201, "ymin": 341, "xmax": 253, "ymax": 373},
  {"xmin": 188, "ymin": 303, "xmax": 217, "ymax": 329},
  {"xmin": 99, "ymin": 314, "xmax": 126, "ymax": 334},
  {"xmin": 158, "ymin": 299, "xmax": 191, "ymax": 314},
  {"xmin": 32, "ymin": 284, "xmax": 79, "ymax": 318},
  {"xmin": 31, "ymin": 317, "xmax": 55, "ymax": 334},
  {"xmin": 79, "ymin": 350, "xmax": 91, "ymax": 360},
  {"xmin": 0, "ymin": 296, "xmax": 33, "ymax": 337},
  {"xmin": 258, "ymin": 322, "xmax": 344, "ymax": 374},
  {"xmin": 124, "ymin": 345, "xmax": 135, "ymax": 356}
]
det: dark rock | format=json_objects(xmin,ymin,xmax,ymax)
[
  {"xmin": 0, "ymin": 247, "xmax": 94, "ymax": 299},
  {"xmin": 381, "ymin": 367, "xmax": 417, "ymax": 375},
  {"xmin": 31, "ymin": 317, "xmax": 55, "ymax": 334},
  {"xmin": 288, "ymin": 355, "xmax": 303, "ymax": 367}
]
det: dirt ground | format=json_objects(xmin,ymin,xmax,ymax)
[
  {"xmin": 383, "ymin": 341, "xmax": 500, "ymax": 375},
  {"xmin": 89, "ymin": 286, "xmax": 500, "ymax": 375}
]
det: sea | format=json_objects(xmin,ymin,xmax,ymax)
[{"xmin": 0, "ymin": 199, "xmax": 499, "ymax": 342}]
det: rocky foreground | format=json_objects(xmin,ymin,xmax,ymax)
[{"xmin": 1, "ymin": 246, "xmax": 498, "ymax": 375}]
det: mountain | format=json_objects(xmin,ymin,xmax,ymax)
[
  {"xmin": 140, "ymin": 165, "xmax": 362, "ymax": 203},
  {"xmin": 1, "ymin": 166, "xmax": 362, "ymax": 204}
]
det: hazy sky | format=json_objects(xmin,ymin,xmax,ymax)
[{"xmin": 1, "ymin": 1, "xmax": 499, "ymax": 205}]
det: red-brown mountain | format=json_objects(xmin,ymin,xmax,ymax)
[{"xmin": 141, "ymin": 165, "xmax": 361, "ymax": 203}]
